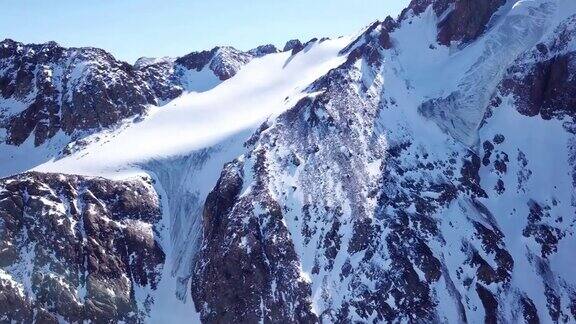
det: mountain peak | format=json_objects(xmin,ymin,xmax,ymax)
[{"xmin": 283, "ymin": 39, "xmax": 303, "ymax": 53}]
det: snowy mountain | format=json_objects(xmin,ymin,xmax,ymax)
[
  {"xmin": 0, "ymin": 39, "xmax": 281, "ymax": 148},
  {"xmin": 2, "ymin": 0, "xmax": 576, "ymax": 323}
]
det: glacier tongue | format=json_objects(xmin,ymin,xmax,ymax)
[
  {"xmin": 143, "ymin": 132, "xmax": 250, "ymax": 303},
  {"xmin": 419, "ymin": 0, "xmax": 556, "ymax": 147}
]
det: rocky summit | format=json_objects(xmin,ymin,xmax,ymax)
[{"xmin": 2, "ymin": 0, "xmax": 576, "ymax": 323}]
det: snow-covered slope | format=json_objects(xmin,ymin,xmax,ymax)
[
  {"xmin": 0, "ymin": 40, "xmax": 286, "ymax": 179},
  {"xmin": 33, "ymin": 36, "xmax": 351, "ymax": 176},
  {"xmin": 2, "ymin": 0, "xmax": 576, "ymax": 323}
]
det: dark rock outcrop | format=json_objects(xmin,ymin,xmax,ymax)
[
  {"xmin": 248, "ymin": 44, "xmax": 280, "ymax": 57},
  {"xmin": 502, "ymin": 51, "xmax": 576, "ymax": 121},
  {"xmin": 0, "ymin": 172, "xmax": 165, "ymax": 323},
  {"xmin": 399, "ymin": 0, "xmax": 506, "ymax": 46},
  {"xmin": 283, "ymin": 39, "xmax": 304, "ymax": 55},
  {"xmin": 0, "ymin": 39, "xmax": 155, "ymax": 146},
  {"xmin": 437, "ymin": 0, "xmax": 506, "ymax": 45},
  {"xmin": 191, "ymin": 159, "xmax": 317, "ymax": 323}
]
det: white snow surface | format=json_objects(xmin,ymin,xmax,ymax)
[{"xmin": 33, "ymin": 36, "xmax": 352, "ymax": 178}]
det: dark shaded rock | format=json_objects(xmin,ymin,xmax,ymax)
[
  {"xmin": 202, "ymin": 160, "xmax": 244, "ymax": 240},
  {"xmin": 459, "ymin": 153, "xmax": 487, "ymax": 197},
  {"xmin": 520, "ymin": 295, "xmax": 540, "ymax": 324},
  {"xmin": 174, "ymin": 48, "xmax": 216, "ymax": 71},
  {"xmin": 476, "ymin": 283, "xmax": 499, "ymax": 324},
  {"xmin": 437, "ymin": 0, "xmax": 506, "ymax": 45},
  {"xmin": 399, "ymin": 0, "xmax": 447, "ymax": 20},
  {"xmin": 483, "ymin": 140, "xmax": 494, "ymax": 166},
  {"xmin": 247, "ymin": 44, "xmax": 279, "ymax": 57},
  {"xmin": 397, "ymin": 0, "xmax": 504, "ymax": 46},
  {"xmin": 348, "ymin": 217, "xmax": 374, "ymax": 254},
  {"xmin": 495, "ymin": 178, "xmax": 505, "ymax": 194},
  {"xmin": 283, "ymin": 39, "xmax": 304, "ymax": 55},
  {"xmin": 379, "ymin": 29, "xmax": 393, "ymax": 49},
  {"xmin": 136, "ymin": 59, "xmax": 183, "ymax": 102},
  {"xmin": 0, "ymin": 40, "xmax": 156, "ymax": 146},
  {"xmin": 192, "ymin": 157, "xmax": 316, "ymax": 323},
  {"xmin": 523, "ymin": 200, "xmax": 564, "ymax": 258},
  {"xmin": 494, "ymin": 152, "xmax": 509, "ymax": 174},
  {"xmin": 503, "ymin": 54, "xmax": 576, "ymax": 120},
  {"xmin": 323, "ymin": 219, "xmax": 342, "ymax": 270},
  {"xmin": 471, "ymin": 221, "xmax": 513, "ymax": 284},
  {"xmin": 0, "ymin": 277, "xmax": 34, "ymax": 323},
  {"xmin": 493, "ymin": 134, "xmax": 505, "ymax": 144},
  {"xmin": 0, "ymin": 172, "xmax": 164, "ymax": 323}
]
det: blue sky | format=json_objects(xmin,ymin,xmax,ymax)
[{"xmin": 0, "ymin": 1, "xmax": 410, "ymax": 63}]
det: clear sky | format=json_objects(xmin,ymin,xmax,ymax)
[{"xmin": 0, "ymin": 0, "xmax": 410, "ymax": 63}]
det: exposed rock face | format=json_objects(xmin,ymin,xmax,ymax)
[
  {"xmin": 400, "ymin": 0, "xmax": 506, "ymax": 46},
  {"xmin": 134, "ymin": 57, "xmax": 183, "ymax": 104},
  {"xmin": 248, "ymin": 44, "xmax": 280, "ymax": 57},
  {"xmin": 437, "ymin": 0, "xmax": 506, "ymax": 45},
  {"xmin": 175, "ymin": 46, "xmax": 254, "ymax": 81},
  {"xmin": 191, "ymin": 158, "xmax": 317, "ymax": 323},
  {"xmin": 399, "ymin": 0, "xmax": 452, "ymax": 20},
  {"xmin": 509, "ymin": 54, "xmax": 575, "ymax": 119},
  {"xmin": 0, "ymin": 172, "xmax": 165, "ymax": 323},
  {"xmin": 155, "ymin": 44, "xmax": 279, "ymax": 86},
  {"xmin": 284, "ymin": 39, "xmax": 304, "ymax": 55},
  {"xmin": 0, "ymin": 39, "xmax": 155, "ymax": 146},
  {"xmin": 206, "ymin": 47, "xmax": 254, "ymax": 81}
]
